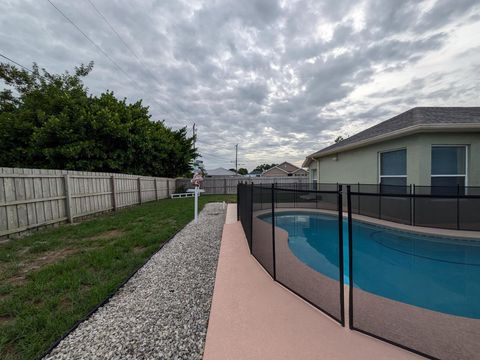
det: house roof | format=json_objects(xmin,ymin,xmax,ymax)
[
  {"xmin": 206, "ymin": 167, "xmax": 237, "ymax": 176},
  {"xmin": 303, "ymin": 107, "xmax": 480, "ymax": 167},
  {"xmin": 262, "ymin": 161, "xmax": 303, "ymax": 175}
]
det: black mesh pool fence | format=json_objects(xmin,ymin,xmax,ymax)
[
  {"xmin": 347, "ymin": 185, "xmax": 480, "ymax": 360},
  {"xmin": 238, "ymin": 183, "xmax": 480, "ymax": 359},
  {"xmin": 238, "ymin": 183, "xmax": 345, "ymax": 325}
]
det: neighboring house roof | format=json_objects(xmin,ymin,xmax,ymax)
[
  {"xmin": 292, "ymin": 168, "xmax": 308, "ymax": 174},
  {"xmin": 247, "ymin": 170, "xmax": 262, "ymax": 176},
  {"xmin": 262, "ymin": 161, "xmax": 306, "ymax": 176},
  {"xmin": 206, "ymin": 167, "xmax": 237, "ymax": 176},
  {"xmin": 303, "ymin": 107, "xmax": 480, "ymax": 167}
]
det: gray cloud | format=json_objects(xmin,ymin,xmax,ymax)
[{"xmin": 1, "ymin": 0, "xmax": 480, "ymax": 170}]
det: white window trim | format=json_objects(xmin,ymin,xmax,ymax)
[
  {"xmin": 378, "ymin": 148, "xmax": 407, "ymax": 184},
  {"xmin": 431, "ymin": 145, "xmax": 468, "ymax": 186}
]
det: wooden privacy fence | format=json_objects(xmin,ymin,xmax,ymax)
[
  {"xmin": 0, "ymin": 167, "xmax": 175, "ymax": 238},
  {"xmin": 175, "ymin": 176, "xmax": 309, "ymax": 195}
]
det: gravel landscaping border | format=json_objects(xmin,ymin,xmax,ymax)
[{"xmin": 43, "ymin": 203, "xmax": 226, "ymax": 360}]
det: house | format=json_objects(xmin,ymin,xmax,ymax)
[
  {"xmin": 205, "ymin": 167, "xmax": 237, "ymax": 177},
  {"xmin": 303, "ymin": 107, "xmax": 480, "ymax": 186},
  {"xmin": 262, "ymin": 162, "xmax": 308, "ymax": 177},
  {"xmin": 246, "ymin": 169, "xmax": 262, "ymax": 177}
]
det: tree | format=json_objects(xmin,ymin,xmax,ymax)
[
  {"xmin": 237, "ymin": 167, "xmax": 248, "ymax": 175},
  {"xmin": 0, "ymin": 62, "xmax": 197, "ymax": 177},
  {"xmin": 253, "ymin": 163, "xmax": 277, "ymax": 172}
]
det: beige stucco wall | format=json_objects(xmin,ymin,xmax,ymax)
[{"xmin": 310, "ymin": 132, "xmax": 480, "ymax": 186}]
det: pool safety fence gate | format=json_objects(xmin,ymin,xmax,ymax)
[
  {"xmin": 237, "ymin": 183, "xmax": 480, "ymax": 360},
  {"xmin": 237, "ymin": 182, "xmax": 345, "ymax": 326}
]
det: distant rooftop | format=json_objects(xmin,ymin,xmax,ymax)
[{"xmin": 206, "ymin": 167, "xmax": 237, "ymax": 176}]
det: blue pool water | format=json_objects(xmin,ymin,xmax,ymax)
[{"xmin": 261, "ymin": 211, "xmax": 480, "ymax": 319}]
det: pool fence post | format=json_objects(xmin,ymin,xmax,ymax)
[
  {"xmin": 237, "ymin": 183, "xmax": 240, "ymax": 221},
  {"xmin": 412, "ymin": 184, "xmax": 416, "ymax": 226},
  {"xmin": 275, "ymin": 182, "xmax": 278, "ymax": 208},
  {"xmin": 457, "ymin": 184, "xmax": 460, "ymax": 230},
  {"xmin": 378, "ymin": 183, "xmax": 382, "ymax": 220},
  {"xmin": 271, "ymin": 183, "xmax": 276, "ymax": 280},
  {"xmin": 338, "ymin": 184, "xmax": 345, "ymax": 326},
  {"xmin": 347, "ymin": 185, "xmax": 354, "ymax": 329},
  {"xmin": 409, "ymin": 184, "xmax": 412, "ymax": 225},
  {"xmin": 250, "ymin": 182, "xmax": 254, "ymax": 254},
  {"xmin": 357, "ymin": 182, "xmax": 360, "ymax": 215}
]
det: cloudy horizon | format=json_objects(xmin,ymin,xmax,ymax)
[{"xmin": 1, "ymin": 0, "xmax": 480, "ymax": 171}]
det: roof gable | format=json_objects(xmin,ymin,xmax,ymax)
[
  {"xmin": 263, "ymin": 161, "xmax": 302, "ymax": 175},
  {"xmin": 277, "ymin": 161, "xmax": 299, "ymax": 172}
]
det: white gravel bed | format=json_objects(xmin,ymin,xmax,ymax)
[{"xmin": 44, "ymin": 203, "xmax": 226, "ymax": 360}]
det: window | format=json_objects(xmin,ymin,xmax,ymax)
[
  {"xmin": 379, "ymin": 149, "xmax": 407, "ymax": 192},
  {"xmin": 310, "ymin": 169, "xmax": 317, "ymax": 183},
  {"xmin": 431, "ymin": 146, "xmax": 467, "ymax": 190}
]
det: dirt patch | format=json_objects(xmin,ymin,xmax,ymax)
[
  {"xmin": 0, "ymin": 314, "xmax": 15, "ymax": 325},
  {"xmin": 59, "ymin": 297, "xmax": 72, "ymax": 310},
  {"xmin": 88, "ymin": 229, "xmax": 125, "ymax": 241},
  {"xmin": 17, "ymin": 247, "xmax": 31, "ymax": 256},
  {"xmin": 7, "ymin": 248, "xmax": 79, "ymax": 284},
  {"xmin": 133, "ymin": 246, "xmax": 146, "ymax": 254},
  {"xmin": 24, "ymin": 248, "xmax": 78, "ymax": 272}
]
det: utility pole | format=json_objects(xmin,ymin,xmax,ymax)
[
  {"xmin": 192, "ymin": 123, "xmax": 196, "ymax": 152},
  {"xmin": 235, "ymin": 144, "xmax": 238, "ymax": 174}
]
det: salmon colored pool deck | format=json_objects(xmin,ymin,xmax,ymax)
[{"xmin": 203, "ymin": 204, "xmax": 422, "ymax": 360}]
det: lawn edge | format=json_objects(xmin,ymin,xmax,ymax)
[{"xmin": 37, "ymin": 226, "xmax": 184, "ymax": 360}]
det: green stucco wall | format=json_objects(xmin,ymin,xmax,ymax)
[{"xmin": 311, "ymin": 132, "xmax": 480, "ymax": 186}]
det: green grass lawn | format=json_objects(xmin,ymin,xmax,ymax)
[{"xmin": 0, "ymin": 195, "xmax": 235, "ymax": 360}]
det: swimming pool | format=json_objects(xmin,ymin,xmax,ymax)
[{"xmin": 260, "ymin": 211, "xmax": 480, "ymax": 319}]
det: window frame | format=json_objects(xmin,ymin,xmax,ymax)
[
  {"xmin": 378, "ymin": 148, "xmax": 407, "ymax": 185},
  {"xmin": 310, "ymin": 168, "xmax": 317, "ymax": 183},
  {"xmin": 430, "ymin": 144, "xmax": 468, "ymax": 186}
]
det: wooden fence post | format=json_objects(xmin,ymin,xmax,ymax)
[
  {"xmin": 224, "ymin": 178, "xmax": 227, "ymax": 194},
  {"xmin": 154, "ymin": 179, "xmax": 159, "ymax": 201},
  {"xmin": 64, "ymin": 174, "xmax": 73, "ymax": 223},
  {"xmin": 111, "ymin": 175, "xmax": 117, "ymax": 210},
  {"xmin": 138, "ymin": 177, "xmax": 142, "ymax": 204},
  {"xmin": 167, "ymin": 179, "xmax": 170, "ymax": 198}
]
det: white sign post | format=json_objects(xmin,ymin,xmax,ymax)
[
  {"xmin": 191, "ymin": 168, "xmax": 203, "ymax": 224},
  {"xmin": 194, "ymin": 185, "xmax": 199, "ymax": 223}
]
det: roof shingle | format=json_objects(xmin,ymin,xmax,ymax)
[{"xmin": 311, "ymin": 107, "xmax": 480, "ymax": 157}]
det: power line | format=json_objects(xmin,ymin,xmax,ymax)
[
  {"xmin": 84, "ymin": 0, "xmax": 195, "ymax": 129},
  {"xmin": 0, "ymin": 53, "xmax": 33, "ymax": 73},
  {"xmin": 49, "ymin": 0, "xmax": 188, "ymax": 126},
  {"xmin": 0, "ymin": 52, "xmax": 54, "ymax": 84},
  {"xmin": 47, "ymin": 0, "xmax": 130, "ymax": 78},
  {"xmin": 86, "ymin": 0, "xmax": 141, "ymax": 62}
]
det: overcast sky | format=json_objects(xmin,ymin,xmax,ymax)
[{"xmin": 1, "ymin": 0, "xmax": 480, "ymax": 171}]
